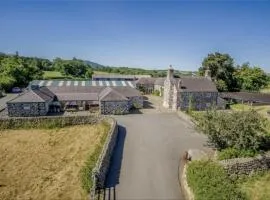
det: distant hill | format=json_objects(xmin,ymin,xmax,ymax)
[{"xmin": 84, "ymin": 60, "xmax": 106, "ymax": 69}]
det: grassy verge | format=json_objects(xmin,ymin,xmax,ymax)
[
  {"xmin": 186, "ymin": 160, "xmax": 246, "ymax": 200},
  {"xmin": 80, "ymin": 120, "xmax": 110, "ymax": 192},
  {"xmin": 240, "ymin": 171, "xmax": 270, "ymax": 200},
  {"xmin": 0, "ymin": 121, "xmax": 110, "ymax": 200},
  {"xmin": 231, "ymin": 104, "xmax": 270, "ymax": 119}
]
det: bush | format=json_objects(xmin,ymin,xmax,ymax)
[
  {"xmin": 152, "ymin": 90, "xmax": 160, "ymax": 96},
  {"xmin": 218, "ymin": 148, "xmax": 258, "ymax": 160},
  {"xmin": 196, "ymin": 110, "xmax": 269, "ymax": 151},
  {"xmin": 187, "ymin": 160, "xmax": 246, "ymax": 200}
]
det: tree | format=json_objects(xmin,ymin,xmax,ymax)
[
  {"xmin": 196, "ymin": 110, "xmax": 268, "ymax": 151},
  {"xmin": 234, "ymin": 63, "xmax": 269, "ymax": 91},
  {"xmin": 199, "ymin": 52, "xmax": 239, "ymax": 92},
  {"xmin": 85, "ymin": 68, "xmax": 93, "ymax": 78}
]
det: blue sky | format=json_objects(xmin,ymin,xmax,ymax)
[{"xmin": 0, "ymin": 1, "xmax": 270, "ymax": 71}]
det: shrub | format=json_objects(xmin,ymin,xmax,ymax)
[
  {"xmin": 186, "ymin": 160, "xmax": 246, "ymax": 200},
  {"xmin": 152, "ymin": 90, "xmax": 160, "ymax": 96},
  {"xmin": 196, "ymin": 110, "xmax": 269, "ymax": 151},
  {"xmin": 218, "ymin": 148, "xmax": 258, "ymax": 160}
]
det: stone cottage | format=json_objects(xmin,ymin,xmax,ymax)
[
  {"xmin": 163, "ymin": 66, "xmax": 218, "ymax": 111},
  {"xmin": 7, "ymin": 86, "xmax": 60, "ymax": 117}
]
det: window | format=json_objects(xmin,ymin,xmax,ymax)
[{"xmin": 23, "ymin": 105, "xmax": 31, "ymax": 110}]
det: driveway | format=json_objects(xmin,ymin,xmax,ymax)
[{"xmin": 105, "ymin": 112, "xmax": 208, "ymax": 200}]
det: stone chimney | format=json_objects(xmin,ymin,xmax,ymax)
[
  {"xmin": 167, "ymin": 65, "xmax": 174, "ymax": 79},
  {"xmin": 204, "ymin": 68, "xmax": 211, "ymax": 80}
]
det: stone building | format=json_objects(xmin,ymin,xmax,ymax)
[
  {"xmin": 7, "ymin": 80, "xmax": 143, "ymax": 116},
  {"xmin": 7, "ymin": 86, "xmax": 60, "ymax": 117},
  {"xmin": 163, "ymin": 66, "xmax": 218, "ymax": 111}
]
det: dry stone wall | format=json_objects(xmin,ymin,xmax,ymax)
[
  {"xmin": 90, "ymin": 118, "xmax": 118, "ymax": 199},
  {"xmin": 219, "ymin": 152, "xmax": 270, "ymax": 176},
  {"xmin": 0, "ymin": 114, "xmax": 101, "ymax": 129}
]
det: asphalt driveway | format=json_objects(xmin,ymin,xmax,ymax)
[{"xmin": 105, "ymin": 112, "xmax": 208, "ymax": 200}]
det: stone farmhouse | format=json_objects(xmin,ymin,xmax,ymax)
[
  {"xmin": 136, "ymin": 66, "xmax": 218, "ymax": 110},
  {"xmin": 7, "ymin": 80, "xmax": 143, "ymax": 117}
]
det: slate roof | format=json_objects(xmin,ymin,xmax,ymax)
[
  {"xmin": 57, "ymin": 93, "xmax": 99, "ymax": 101},
  {"xmin": 8, "ymin": 87, "xmax": 56, "ymax": 103},
  {"xmin": 179, "ymin": 77, "xmax": 217, "ymax": 92},
  {"xmin": 99, "ymin": 87, "xmax": 128, "ymax": 101},
  {"xmin": 136, "ymin": 77, "xmax": 156, "ymax": 85},
  {"xmin": 220, "ymin": 92, "xmax": 270, "ymax": 103},
  {"xmin": 154, "ymin": 78, "xmax": 166, "ymax": 86}
]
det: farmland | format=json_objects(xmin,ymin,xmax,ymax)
[{"xmin": 0, "ymin": 122, "xmax": 109, "ymax": 200}]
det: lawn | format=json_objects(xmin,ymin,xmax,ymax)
[
  {"xmin": 240, "ymin": 172, "xmax": 270, "ymax": 200},
  {"xmin": 43, "ymin": 70, "xmax": 72, "ymax": 79},
  {"xmin": 0, "ymin": 122, "xmax": 109, "ymax": 200},
  {"xmin": 230, "ymin": 104, "xmax": 270, "ymax": 119}
]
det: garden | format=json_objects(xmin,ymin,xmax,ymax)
[{"xmin": 186, "ymin": 108, "xmax": 270, "ymax": 200}]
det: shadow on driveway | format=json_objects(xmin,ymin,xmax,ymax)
[{"xmin": 96, "ymin": 125, "xmax": 126, "ymax": 200}]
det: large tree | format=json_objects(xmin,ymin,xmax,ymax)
[
  {"xmin": 199, "ymin": 52, "xmax": 239, "ymax": 92},
  {"xmin": 235, "ymin": 63, "xmax": 269, "ymax": 91}
]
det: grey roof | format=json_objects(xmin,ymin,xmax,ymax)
[
  {"xmin": 99, "ymin": 87, "xmax": 128, "ymax": 101},
  {"xmin": 113, "ymin": 86, "xmax": 141, "ymax": 97},
  {"xmin": 57, "ymin": 93, "xmax": 99, "ymax": 101},
  {"xmin": 220, "ymin": 92, "xmax": 270, "ymax": 103},
  {"xmin": 136, "ymin": 77, "xmax": 156, "ymax": 85},
  {"xmin": 154, "ymin": 78, "xmax": 166, "ymax": 86},
  {"xmin": 8, "ymin": 87, "xmax": 55, "ymax": 103},
  {"xmin": 92, "ymin": 74, "xmax": 151, "ymax": 79},
  {"xmin": 30, "ymin": 80, "xmax": 136, "ymax": 88},
  {"xmin": 179, "ymin": 77, "xmax": 217, "ymax": 92}
]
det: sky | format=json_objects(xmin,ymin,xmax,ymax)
[{"xmin": 0, "ymin": 1, "xmax": 270, "ymax": 72}]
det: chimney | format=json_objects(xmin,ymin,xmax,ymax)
[
  {"xmin": 204, "ymin": 68, "xmax": 211, "ymax": 80},
  {"xmin": 167, "ymin": 65, "xmax": 174, "ymax": 79}
]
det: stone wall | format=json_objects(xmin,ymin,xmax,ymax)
[
  {"xmin": 90, "ymin": 118, "xmax": 118, "ymax": 199},
  {"xmin": 179, "ymin": 91, "xmax": 218, "ymax": 111},
  {"xmin": 7, "ymin": 102, "xmax": 48, "ymax": 117},
  {"xmin": 129, "ymin": 96, "xmax": 144, "ymax": 109},
  {"xmin": 0, "ymin": 114, "xmax": 101, "ymax": 129},
  {"xmin": 100, "ymin": 101, "xmax": 129, "ymax": 115},
  {"xmin": 219, "ymin": 152, "xmax": 270, "ymax": 176}
]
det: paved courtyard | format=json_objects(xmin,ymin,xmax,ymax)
[{"xmin": 105, "ymin": 112, "xmax": 208, "ymax": 200}]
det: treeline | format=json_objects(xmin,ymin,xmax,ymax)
[
  {"xmin": 0, "ymin": 52, "xmax": 93, "ymax": 91},
  {"xmin": 199, "ymin": 52, "xmax": 269, "ymax": 92},
  {"xmin": 94, "ymin": 66, "xmax": 193, "ymax": 78}
]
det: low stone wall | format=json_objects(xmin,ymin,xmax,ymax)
[
  {"xmin": 90, "ymin": 117, "xmax": 118, "ymax": 199},
  {"xmin": 0, "ymin": 114, "xmax": 101, "ymax": 129},
  {"xmin": 219, "ymin": 152, "xmax": 270, "ymax": 176}
]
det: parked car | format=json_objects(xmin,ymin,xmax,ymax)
[{"xmin": 11, "ymin": 87, "xmax": 22, "ymax": 93}]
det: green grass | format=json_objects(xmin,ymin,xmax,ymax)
[
  {"xmin": 43, "ymin": 70, "xmax": 72, "ymax": 79},
  {"xmin": 187, "ymin": 160, "xmax": 245, "ymax": 200},
  {"xmin": 240, "ymin": 171, "xmax": 270, "ymax": 200},
  {"xmin": 230, "ymin": 104, "xmax": 270, "ymax": 119},
  {"xmin": 80, "ymin": 120, "xmax": 110, "ymax": 192}
]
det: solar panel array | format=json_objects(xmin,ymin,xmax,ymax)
[{"xmin": 31, "ymin": 80, "xmax": 136, "ymax": 88}]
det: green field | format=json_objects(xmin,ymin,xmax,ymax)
[
  {"xmin": 230, "ymin": 104, "xmax": 270, "ymax": 119},
  {"xmin": 43, "ymin": 71, "xmax": 70, "ymax": 79}
]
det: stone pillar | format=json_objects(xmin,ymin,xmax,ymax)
[{"xmin": 163, "ymin": 65, "xmax": 175, "ymax": 109}]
